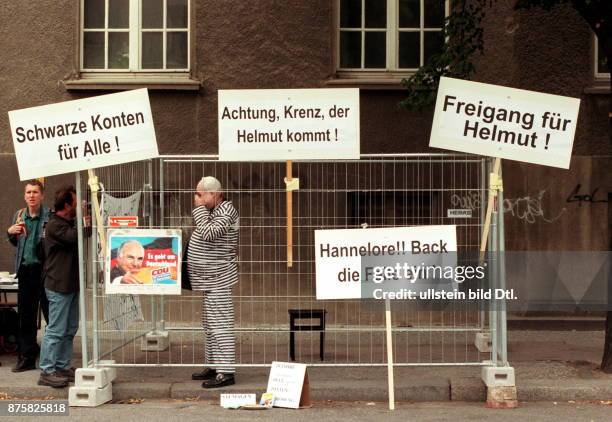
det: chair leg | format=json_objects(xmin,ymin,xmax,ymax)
[
  {"xmin": 320, "ymin": 331, "xmax": 325, "ymax": 361},
  {"xmin": 290, "ymin": 331, "xmax": 295, "ymax": 361}
]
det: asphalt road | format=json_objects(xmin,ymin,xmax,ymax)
[{"xmin": 3, "ymin": 400, "xmax": 611, "ymax": 422}]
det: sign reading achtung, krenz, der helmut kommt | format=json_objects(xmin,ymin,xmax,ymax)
[
  {"xmin": 8, "ymin": 88, "xmax": 158, "ymax": 180},
  {"xmin": 218, "ymin": 88, "xmax": 360, "ymax": 161}
]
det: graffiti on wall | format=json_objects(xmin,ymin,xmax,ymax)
[
  {"xmin": 450, "ymin": 190, "xmax": 567, "ymax": 224},
  {"xmin": 566, "ymin": 184, "xmax": 609, "ymax": 206}
]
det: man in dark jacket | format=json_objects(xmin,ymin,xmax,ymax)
[
  {"xmin": 38, "ymin": 186, "xmax": 89, "ymax": 388},
  {"xmin": 6, "ymin": 179, "xmax": 50, "ymax": 372}
]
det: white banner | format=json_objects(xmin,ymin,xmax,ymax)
[
  {"xmin": 430, "ymin": 77, "xmax": 580, "ymax": 169},
  {"xmin": 218, "ymin": 88, "xmax": 360, "ymax": 161},
  {"xmin": 8, "ymin": 88, "xmax": 158, "ymax": 180},
  {"xmin": 315, "ymin": 225, "xmax": 457, "ymax": 300}
]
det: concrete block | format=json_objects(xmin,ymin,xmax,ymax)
[
  {"xmin": 69, "ymin": 383, "xmax": 112, "ymax": 407},
  {"xmin": 486, "ymin": 386, "xmax": 518, "ymax": 409},
  {"xmin": 141, "ymin": 330, "xmax": 169, "ymax": 351},
  {"xmin": 97, "ymin": 360, "xmax": 117, "ymax": 383},
  {"xmin": 474, "ymin": 332, "xmax": 492, "ymax": 353},
  {"xmin": 75, "ymin": 367, "xmax": 113, "ymax": 389},
  {"xmin": 450, "ymin": 377, "xmax": 486, "ymax": 402},
  {"xmin": 481, "ymin": 366, "xmax": 515, "ymax": 388}
]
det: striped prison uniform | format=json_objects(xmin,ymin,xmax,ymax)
[{"xmin": 187, "ymin": 201, "xmax": 239, "ymax": 374}]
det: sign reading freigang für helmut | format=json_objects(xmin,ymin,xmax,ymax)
[
  {"xmin": 8, "ymin": 88, "xmax": 158, "ymax": 180},
  {"xmin": 218, "ymin": 88, "xmax": 360, "ymax": 161},
  {"xmin": 430, "ymin": 77, "xmax": 580, "ymax": 169},
  {"xmin": 315, "ymin": 225, "xmax": 458, "ymax": 300}
]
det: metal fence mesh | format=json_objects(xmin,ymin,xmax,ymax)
[{"xmin": 80, "ymin": 154, "xmax": 498, "ymax": 367}]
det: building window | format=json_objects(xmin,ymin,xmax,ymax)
[
  {"xmin": 81, "ymin": 0, "xmax": 189, "ymax": 71},
  {"xmin": 594, "ymin": 35, "xmax": 610, "ymax": 79},
  {"xmin": 337, "ymin": 0, "xmax": 449, "ymax": 73}
]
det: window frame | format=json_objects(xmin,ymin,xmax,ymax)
[
  {"xmin": 335, "ymin": 0, "xmax": 450, "ymax": 78},
  {"xmin": 80, "ymin": 0, "xmax": 191, "ymax": 73},
  {"xmin": 593, "ymin": 34, "xmax": 610, "ymax": 81}
]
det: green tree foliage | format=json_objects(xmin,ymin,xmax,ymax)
[{"xmin": 400, "ymin": 0, "xmax": 610, "ymax": 111}]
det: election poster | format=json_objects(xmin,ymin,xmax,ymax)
[{"xmin": 105, "ymin": 229, "xmax": 181, "ymax": 295}]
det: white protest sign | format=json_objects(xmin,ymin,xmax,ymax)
[
  {"xmin": 266, "ymin": 361, "xmax": 310, "ymax": 409},
  {"xmin": 218, "ymin": 88, "xmax": 359, "ymax": 161},
  {"xmin": 8, "ymin": 88, "xmax": 158, "ymax": 180},
  {"xmin": 220, "ymin": 394, "xmax": 257, "ymax": 408},
  {"xmin": 430, "ymin": 77, "xmax": 580, "ymax": 169},
  {"xmin": 315, "ymin": 225, "xmax": 457, "ymax": 300}
]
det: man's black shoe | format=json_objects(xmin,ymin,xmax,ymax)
[
  {"xmin": 202, "ymin": 373, "xmax": 235, "ymax": 389},
  {"xmin": 55, "ymin": 367, "xmax": 76, "ymax": 382},
  {"xmin": 192, "ymin": 367, "xmax": 217, "ymax": 380},
  {"xmin": 12, "ymin": 357, "xmax": 36, "ymax": 373},
  {"xmin": 37, "ymin": 372, "xmax": 69, "ymax": 388}
]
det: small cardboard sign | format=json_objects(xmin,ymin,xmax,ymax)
[
  {"xmin": 108, "ymin": 216, "xmax": 139, "ymax": 227},
  {"xmin": 220, "ymin": 394, "xmax": 256, "ymax": 408},
  {"xmin": 447, "ymin": 209, "xmax": 472, "ymax": 218},
  {"xmin": 266, "ymin": 361, "xmax": 311, "ymax": 409}
]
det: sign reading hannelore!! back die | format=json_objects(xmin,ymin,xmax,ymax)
[
  {"xmin": 430, "ymin": 77, "xmax": 580, "ymax": 169},
  {"xmin": 8, "ymin": 88, "xmax": 158, "ymax": 180},
  {"xmin": 218, "ymin": 88, "xmax": 360, "ymax": 161}
]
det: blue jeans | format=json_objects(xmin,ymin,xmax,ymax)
[{"xmin": 39, "ymin": 289, "xmax": 79, "ymax": 374}]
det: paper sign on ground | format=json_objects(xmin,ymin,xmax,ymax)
[
  {"xmin": 429, "ymin": 77, "xmax": 580, "ymax": 169},
  {"xmin": 315, "ymin": 225, "xmax": 457, "ymax": 300},
  {"xmin": 8, "ymin": 88, "xmax": 158, "ymax": 180},
  {"xmin": 218, "ymin": 88, "xmax": 359, "ymax": 161},
  {"xmin": 266, "ymin": 361, "xmax": 311, "ymax": 409},
  {"xmin": 220, "ymin": 394, "xmax": 256, "ymax": 408},
  {"xmin": 105, "ymin": 229, "xmax": 181, "ymax": 295}
]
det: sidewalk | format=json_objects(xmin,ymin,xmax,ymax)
[{"xmin": 1, "ymin": 329, "xmax": 611, "ymax": 403}]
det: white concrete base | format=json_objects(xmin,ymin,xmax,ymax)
[
  {"xmin": 474, "ymin": 332, "xmax": 492, "ymax": 353},
  {"xmin": 141, "ymin": 330, "xmax": 169, "ymax": 351},
  {"xmin": 68, "ymin": 383, "xmax": 112, "ymax": 407},
  {"xmin": 75, "ymin": 366, "xmax": 116, "ymax": 389},
  {"xmin": 481, "ymin": 366, "xmax": 515, "ymax": 388}
]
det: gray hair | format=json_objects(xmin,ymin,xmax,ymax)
[
  {"xmin": 118, "ymin": 240, "xmax": 144, "ymax": 257},
  {"xmin": 196, "ymin": 176, "xmax": 222, "ymax": 192}
]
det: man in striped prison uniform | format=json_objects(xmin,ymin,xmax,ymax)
[{"xmin": 188, "ymin": 176, "xmax": 239, "ymax": 388}]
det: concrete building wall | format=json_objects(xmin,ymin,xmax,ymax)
[{"xmin": 0, "ymin": 1, "xmax": 609, "ymax": 280}]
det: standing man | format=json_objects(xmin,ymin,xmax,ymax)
[
  {"xmin": 6, "ymin": 179, "xmax": 50, "ymax": 372},
  {"xmin": 188, "ymin": 176, "xmax": 239, "ymax": 388},
  {"xmin": 38, "ymin": 186, "xmax": 89, "ymax": 388}
]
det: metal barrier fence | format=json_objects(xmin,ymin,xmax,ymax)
[{"xmin": 77, "ymin": 154, "xmax": 507, "ymax": 368}]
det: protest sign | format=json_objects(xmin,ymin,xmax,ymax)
[
  {"xmin": 105, "ymin": 229, "xmax": 181, "ymax": 295},
  {"xmin": 430, "ymin": 77, "xmax": 580, "ymax": 169},
  {"xmin": 220, "ymin": 394, "xmax": 257, "ymax": 409},
  {"xmin": 218, "ymin": 88, "xmax": 359, "ymax": 161},
  {"xmin": 266, "ymin": 361, "xmax": 311, "ymax": 409},
  {"xmin": 315, "ymin": 225, "xmax": 457, "ymax": 300},
  {"xmin": 8, "ymin": 88, "xmax": 158, "ymax": 180}
]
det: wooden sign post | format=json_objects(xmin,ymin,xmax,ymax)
[
  {"xmin": 284, "ymin": 161, "xmax": 299, "ymax": 268},
  {"xmin": 385, "ymin": 298, "xmax": 395, "ymax": 410},
  {"xmin": 479, "ymin": 158, "xmax": 502, "ymax": 262},
  {"xmin": 87, "ymin": 169, "xmax": 107, "ymax": 258}
]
